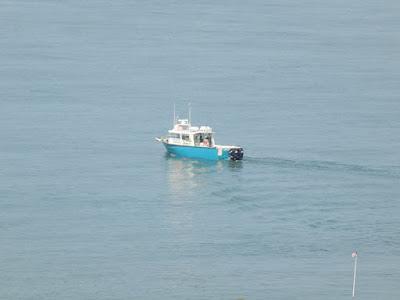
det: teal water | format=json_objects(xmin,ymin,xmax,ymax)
[{"xmin": 1, "ymin": 1, "xmax": 399, "ymax": 299}]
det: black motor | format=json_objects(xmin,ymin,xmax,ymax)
[{"xmin": 228, "ymin": 147, "xmax": 244, "ymax": 161}]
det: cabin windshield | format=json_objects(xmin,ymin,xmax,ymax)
[{"xmin": 168, "ymin": 133, "xmax": 180, "ymax": 139}]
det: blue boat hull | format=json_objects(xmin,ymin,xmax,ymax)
[{"xmin": 163, "ymin": 143, "xmax": 230, "ymax": 160}]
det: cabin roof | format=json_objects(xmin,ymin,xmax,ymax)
[
  {"xmin": 168, "ymin": 128, "xmax": 214, "ymax": 134},
  {"xmin": 169, "ymin": 122, "xmax": 214, "ymax": 134}
]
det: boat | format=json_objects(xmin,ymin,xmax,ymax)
[{"xmin": 156, "ymin": 106, "xmax": 244, "ymax": 161}]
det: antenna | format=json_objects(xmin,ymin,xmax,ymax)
[
  {"xmin": 188, "ymin": 102, "xmax": 192, "ymax": 125},
  {"xmin": 173, "ymin": 102, "xmax": 176, "ymax": 126}
]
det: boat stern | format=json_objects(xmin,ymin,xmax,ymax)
[{"xmin": 216, "ymin": 145, "xmax": 244, "ymax": 161}]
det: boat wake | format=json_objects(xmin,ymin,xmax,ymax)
[{"xmin": 244, "ymin": 156, "xmax": 400, "ymax": 179}]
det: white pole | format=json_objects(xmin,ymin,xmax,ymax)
[{"xmin": 352, "ymin": 252, "xmax": 357, "ymax": 298}]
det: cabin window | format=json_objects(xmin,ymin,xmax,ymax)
[
  {"xmin": 169, "ymin": 133, "xmax": 180, "ymax": 139},
  {"xmin": 194, "ymin": 134, "xmax": 201, "ymax": 144},
  {"xmin": 204, "ymin": 134, "xmax": 211, "ymax": 146},
  {"xmin": 181, "ymin": 134, "xmax": 190, "ymax": 141}
]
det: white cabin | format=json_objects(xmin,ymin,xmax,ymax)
[{"xmin": 166, "ymin": 119, "xmax": 216, "ymax": 147}]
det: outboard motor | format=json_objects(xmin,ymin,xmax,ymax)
[{"xmin": 228, "ymin": 147, "xmax": 244, "ymax": 161}]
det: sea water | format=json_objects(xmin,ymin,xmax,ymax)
[{"xmin": 1, "ymin": 1, "xmax": 399, "ymax": 299}]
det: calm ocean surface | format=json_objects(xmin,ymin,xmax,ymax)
[{"xmin": 1, "ymin": 1, "xmax": 399, "ymax": 299}]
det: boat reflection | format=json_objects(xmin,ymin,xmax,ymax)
[
  {"xmin": 161, "ymin": 153, "xmax": 244, "ymax": 262},
  {"xmin": 163, "ymin": 153, "xmax": 242, "ymax": 197}
]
